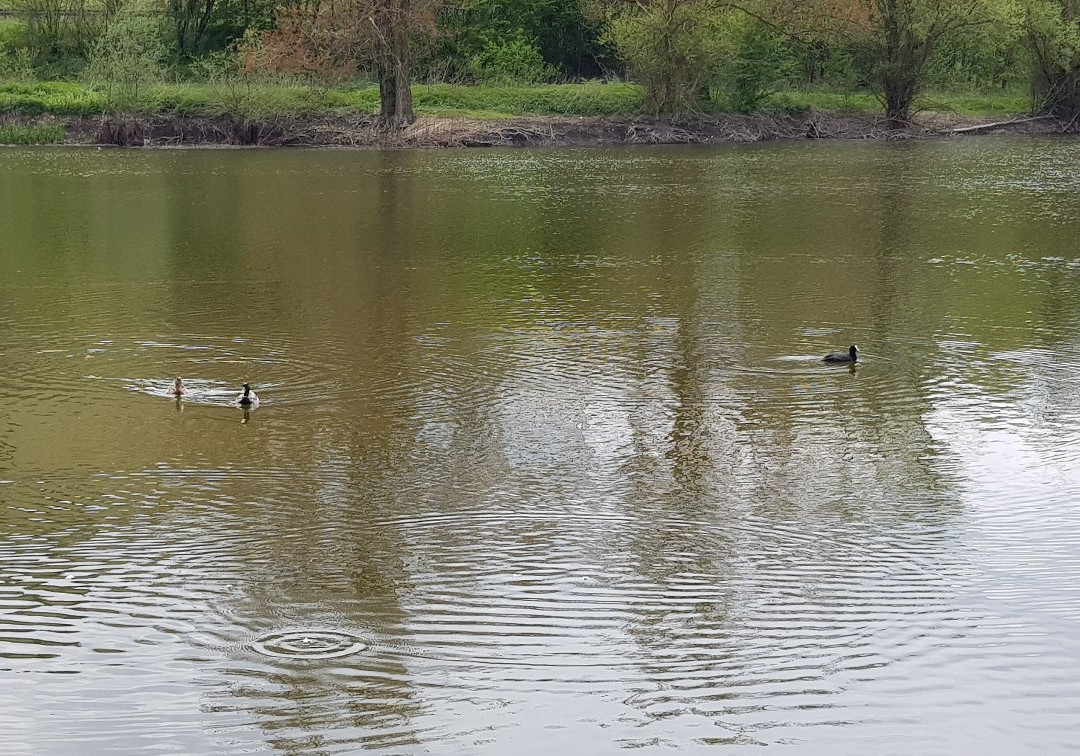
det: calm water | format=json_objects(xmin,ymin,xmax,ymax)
[{"xmin": 2, "ymin": 139, "xmax": 1080, "ymax": 754}]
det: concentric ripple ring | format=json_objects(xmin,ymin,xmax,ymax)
[{"xmin": 252, "ymin": 630, "xmax": 368, "ymax": 660}]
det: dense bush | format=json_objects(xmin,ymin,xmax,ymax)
[
  {"xmin": 468, "ymin": 31, "xmax": 556, "ymax": 84},
  {"xmin": 427, "ymin": 0, "xmax": 612, "ymax": 81},
  {"xmin": 1025, "ymin": 0, "xmax": 1080, "ymax": 115},
  {"xmin": 597, "ymin": 0, "xmax": 726, "ymax": 116},
  {"xmin": 84, "ymin": 10, "xmax": 167, "ymax": 112},
  {"xmin": 714, "ymin": 17, "xmax": 796, "ymax": 113}
]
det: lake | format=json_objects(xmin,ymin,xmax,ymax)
[{"xmin": 1, "ymin": 139, "xmax": 1079, "ymax": 754}]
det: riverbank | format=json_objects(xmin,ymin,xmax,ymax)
[
  {"xmin": 0, "ymin": 80, "xmax": 1061, "ymax": 148},
  {"xmin": 0, "ymin": 109, "xmax": 1070, "ymax": 148}
]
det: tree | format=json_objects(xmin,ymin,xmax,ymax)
[
  {"xmin": 239, "ymin": 4, "xmax": 368, "ymax": 86},
  {"xmin": 715, "ymin": 14, "xmax": 797, "ymax": 111},
  {"xmin": 430, "ymin": 0, "xmax": 613, "ymax": 80},
  {"xmin": 780, "ymin": 0, "xmax": 1005, "ymax": 126},
  {"xmin": 1024, "ymin": 0, "xmax": 1080, "ymax": 115},
  {"xmin": 240, "ymin": 0, "xmax": 435, "ymax": 125},
  {"xmin": 588, "ymin": 0, "xmax": 728, "ymax": 117},
  {"xmin": 171, "ymin": 0, "xmax": 218, "ymax": 59},
  {"xmin": 373, "ymin": 0, "xmax": 426, "ymax": 126},
  {"xmin": 85, "ymin": 4, "xmax": 167, "ymax": 143},
  {"xmin": 13, "ymin": 0, "xmax": 115, "ymax": 63}
]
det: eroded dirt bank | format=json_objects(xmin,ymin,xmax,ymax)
[{"xmin": 1, "ymin": 111, "xmax": 1071, "ymax": 148}]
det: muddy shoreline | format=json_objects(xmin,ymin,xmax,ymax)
[{"xmin": 1, "ymin": 110, "xmax": 1072, "ymax": 148}]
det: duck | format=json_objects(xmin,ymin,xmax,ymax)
[
  {"xmin": 823, "ymin": 345, "xmax": 859, "ymax": 363},
  {"xmin": 236, "ymin": 382, "xmax": 259, "ymax": 408},
  {"xmin": 170, "ymin": 377, "xmax": 186, "ymax": 396}
]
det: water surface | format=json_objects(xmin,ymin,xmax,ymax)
[{"xmin": 2, "ymin": 139, "xmax": 1080, "ymax": 754}]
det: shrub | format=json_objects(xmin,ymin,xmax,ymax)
[
  {"xmin": 84, "ymin": 10, "xmax": 167, "ymax": 113},
  {"xmin": 468, "ymin": 30, "xmax": 556, "ymax": 84},
  {"xmin": 0, "ymin": 47, "xmax": 36, "ymax": 81},
  {"xmin": 714, "ymin": 18, "xmax": 795, "ymax": 113},
  {"xmin": 238, "ymin": 7, "xmax": 362, "ymax": 87},
  {"xmin": 1024, "ymin": 0, "xmax": 1080, "ymax": 115},
  {"xmin": 597, "ymin": 0, "xmax": 726, "ymax": 117}
]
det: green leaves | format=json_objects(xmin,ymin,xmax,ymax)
[
  {"xmin": 597, "ymin": 0, "xmax": 728, "ymax": 117},
  {"xmin": 85, "ymin": 9, "xmax": 167, "ymax": 113},
  {"xmin": 1024, "ymin": 0, "xmax": 1080, "ymax": 113},
  {"xmin": 468, "ymin": 29, "xmax": 557, "ymax": 84}
]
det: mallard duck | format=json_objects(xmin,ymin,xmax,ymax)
[
  {"xmin": 823, "ymin": 345, "xmax": 859, "ymax": 363},
  {"xmin": 170, "ymin": 377, "xmax": 186, "ymax": 396},
  {"xmin": 236, "ymin": 383, "xmax": 259, "ymax": 408}
]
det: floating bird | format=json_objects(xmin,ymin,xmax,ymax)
[
  {"xmin": 236, "ymin": 383, "xmax": 259, "ymax": 408},
  {"xmin": 823, "ymin": 345, "xmax": 859, "ymax": 363},
  {"xmin": 170, "ymin": 377, "xmax": 186, "ymax": 396}
]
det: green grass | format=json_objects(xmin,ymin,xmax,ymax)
[
  {"xmin": 774, "ymin": 89, "xmax": 882, "ymax": 114},
  {"xmin": 776, "ymin": 87, "xmax": 1031, "ymax": 118},
  {"xmin": 916, "ymin": 89, "xmax": 1030, "ymax": 116},
  {"xmin": 0, "ymin": 79, "xmax": 1031, "ymax": 122},
  {"xmin": 0, "ymin": 81, "xmax": 103, "ymax": 115},
  {"xmin": 0, "ymin": 80, "xmax": 338, "ymax": 117},
  {"xmin": 0, "ymin": 80, "xmax": 648, "ymax": 119},
  {"xmin": 0, "ymin": 121, "xmax": 66, "ymax": 144},
  {"xmin": 412, "ymin": 82, "xmax": 646, "ymax": 117}
]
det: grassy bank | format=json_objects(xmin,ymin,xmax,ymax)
[
  {"xmin": 778, "ymin": 89, "xmax": 1030, "ymax": 117},
  {"xmin": 0, "ymin": 81, "xmax": 646, "ymax": 119},
  {"xmin": 0, "ymin": 120, "xmax": 65, "ymax": 144},
  {"xmin": 0, "ymin": 80, "xmax": 1032, "ymax": 121},
  {"xmin": 0, "ymin": 79, "xmax": 1047, "ymax": 148}
]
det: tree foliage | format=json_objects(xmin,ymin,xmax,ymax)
[
  {"xmin": 865, "ymin": 0, "xmax": 1004, "ymax": 124},
  {"xmin": 171, "ymin": 0, "xmax": 218, "ymax": 59},
  {"xmin": 239, "ymin": 4, "xmax": 367, "ymax": 86},
  {"xmin": 83, "ymin": 2, "xmax": 166, "ymax": 143},
  {"xmin": 431, "ymin": 0, "xmax": 613, "ymax": 81},
  {"xmin": 238, "ymin": 0, "xmax": 436, "ymax": 124},
  {"xmin": 85, "ymin": 4, "xmax": 166, "ymax": 112},
  {"xmin": 468, "ymin": 29, "xmax": 557, "ymax": 84},
  {"xmin": 758, "ymin": 0, "xmax": 1011, "ymax": 124},
  {"xmin": 589, "ymin": 0, "xmax": 728, "ymax": 116},
  {"xmin": 2, "ymin": 0, "xmax": 1073, "ymax": 122},
  {"xmin": 715, "ymin": 15, "xmax": 797, "ymax": 112},
  {"xmin": 1024, "ymin": 0, "xmax": 1080, "ymax": 114},
  {"xmin": 12, "ymin": 0, "xmax": 118, "ymax": 67}
]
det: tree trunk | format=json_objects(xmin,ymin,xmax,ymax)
[
  {"xmin": 375, "ymin": 0, "xmax": 415, "ymax": 127},
  {"xmin": 377, "ymin": 63, "xmax": 415, "ymax": 127},
  {"xmin": 1037, "ymin": 70, "xmax": 1080, "ymax": 116},
  {"xmin": 883, "ymin": 75, "xmax": 914, "ymax": 128},
  {"xmin": 881, "ymin": 0, "xmax": 910, "ymax": 128},
  {"xmin": 876, "ymin": 0, "xmax": 938, "ymax": 129}
]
